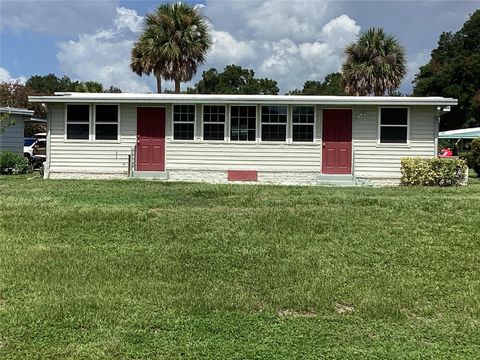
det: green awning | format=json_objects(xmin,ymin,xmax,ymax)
[{"xmin": 439, "ymin": 127, "xmax": 480, "ymax": 139}]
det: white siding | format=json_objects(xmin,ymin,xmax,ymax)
[
  {"xmin": 353, "ymin": 106, "xmax": 436, "ymax": 178},
  {"xmin": 166, "ymin": 142, "xmax": 321, "ymax": 171},
  {"xmin": 0, "ymin": 114, "xmax": 24, "ymax": 155},
  {"xmin": 49, "ymin": 103, "xmax": 136, "ymax": 174}
]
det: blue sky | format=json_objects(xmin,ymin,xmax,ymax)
[{"xmin": 1, "ymin": 0, "xmax": 479, "ymax": 93}]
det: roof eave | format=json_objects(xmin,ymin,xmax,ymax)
[{"xmin": 27, "ymin": 94, "xmax": 458, "ymax": 107}]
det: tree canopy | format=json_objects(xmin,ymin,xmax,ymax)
[
  {"xmin": 288, "ymin": 73, "xmax": 346, "ymax": 95},
  {"xmin": 342, "ymin": 28, "xmax": 407, "ymax": 96},
  {"xmin": 187, "ymin": 65, "xmax": 279, "ymax": 95},
  {"xmin": 131, "ymin": 3, "xmax": 212, "ymax": 93},
  {"xmin": 1, "ymin": 74, "xmax": 121, "ymax": 119},
  {"xmin": 413, "ymin": 10, "xmax": 480, "ymax": 130}
]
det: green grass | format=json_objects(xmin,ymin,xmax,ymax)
[{"xmin": 1, "ymin": 175, "xmax": 479, "ymax": 359}]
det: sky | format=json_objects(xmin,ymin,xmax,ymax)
[{"xmin": 0, "ymin": 0, "xmax": 479, "ymax": 94}]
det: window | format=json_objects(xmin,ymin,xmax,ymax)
[
  {"xmin": 66, "ymin": 104, "xmax": 89, "ymax": 140},
  {"xmin": 379, "ymin": 108, "xmax": 408, "ymax": 144},
  {"xmin": 173, "ymin": 105, "xmax": 195, "ymax": 140},
  {"xmin": 203, "ymin": 105, "xmax": 225, "ymax": 141},
  {"xmin": 292, "ymin": 106, "xmax": 314, "ymax": 142},
  {"xmin": 95, "ymin": 105, "xmax": 118, "ymax": 140},
  {"xmin": 230, "ymin": 106, "xmax": 256, "ymax": 141},
  {"xmin": 261, "ymin": 106, "xmax": 287, "ymax": 141}
]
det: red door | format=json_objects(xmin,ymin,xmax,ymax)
[
  {"xmin": 136, "ymin": 107, "xmax": 165, "ymax": 171},
  {"xmin": 322, "ymin": 109, "xmax": 352, "ymax": 174}
]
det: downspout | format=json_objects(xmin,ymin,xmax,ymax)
[{"xmin": 44, "ymin": 104, "xmax": 51, "ymax": 179}]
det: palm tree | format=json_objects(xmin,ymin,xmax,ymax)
[
  {"xmin": 130, "ymin": 3, "xmax": 212, "ymax": 93},
  {"xmin": 341, "ymin": 28, "xmax": 407, "ymax": 96}
]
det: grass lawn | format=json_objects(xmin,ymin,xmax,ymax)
[{"xmin": 1, "ymin": 175, "xmax": 479, "ymax": 359}]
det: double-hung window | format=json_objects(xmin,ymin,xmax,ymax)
[
  {"xmin": 261, "ymin": 106, "xmax": 287, "ymax": 142},
  {"xmin": 379, "ymin": 108, "xmax": 409, "ymax": 144},
  {"xmin": 203, "ymin": 105, "xmax": 226, "ymax": 141},
  {"xmin": 292, "ymin": 106, "xmax": 314, "ymax": 142},
  {"xmin": 173, "ymin": 105, "xmax": 195, "ymax": 140},
  {"xmin": 95, "ymin": 105, "xmax": 119, "ymax": 140},
  {"xmin": 230, "ymin": 106, "xmax": 256, "ymax": 141},
  {"xmin": 66, "ymin": 104, "xmax": 90, "ymax": 140}
]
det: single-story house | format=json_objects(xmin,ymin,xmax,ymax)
[
  {"xmin": 28, "ymin": 93, "xmax": 457, "ymax": 185},
  {"xmin": 0, "ymin": 107, "xmax": 34, "ymax": 155}
]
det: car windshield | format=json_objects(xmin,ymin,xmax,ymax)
[{"xmin": 24, "ymin": 139, "xmax": 36, "ymax": 146}]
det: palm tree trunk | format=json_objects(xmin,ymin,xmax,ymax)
[
  {"xmin": 174, "ymin": 79, "xmax": 181, "ymax": 94},
  {"xmin": 156, "ymin": 76, "xmax": 162, "ymax": 93}
]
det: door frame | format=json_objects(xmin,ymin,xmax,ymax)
[
  {"xmin": 320, "ymin": 107, "xmax": 354, "ymax": 175},
  {"xmin": 136, "ymin": 106, "xmax": 167, "ymax": 172}
]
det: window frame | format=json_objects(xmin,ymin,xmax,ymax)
[
  {"xmin": 93, "ymin": 104, "xmax": 121, "ymax": 142},
  {"xmin": 229, "ymin": 104, "xmax": 257, "ymax": 143},
  {"xmin": 260, "ymin": 105, "xmax": 288, "ymax": 143},
  {"xmin": 202, "ymin": 104, "xmax": 227, "ymax": 142},
  {"xmin": 291, "ymin": 105, "xmax": 316, "ymax": 143},
  {"xmin": 64, "ymin": 103, "xmax": 91, "ymax": 142},
  {"xmin": 377, "ymin": 106, "xmax": 410, "ymax": 146},
  {"xmin": 172, "ymin": 104, "xmax": 196, "ymax": 142}
]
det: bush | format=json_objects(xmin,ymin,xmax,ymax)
[
  {"xmin": 470, "ymin": 138, "xmax": 480, "ymax": 177},
  {"xmin": 459, "ymin": 151, "xmax": 475, "ymax": 168},
  {"xmin": 0, "ymin": 151, "xmax": 31, "ymax": 175},
  {"xmin": 400, "ymin": 157, "xmax": 467, "ymax": 186}
]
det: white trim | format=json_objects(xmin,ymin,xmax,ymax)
[
  {"xmin": 0, "ymin": 107, "xmax": 34, "ymax": 116},
  {"xmin": 229, "ymin": 104, "xmax": 257, "ymax": 143},
  {"xmin": 260, "ymin": 105, "xmax": 288, "ymax": 143},
  {"xmin": 64, "ymin": 103, "xmax": 91, "ymax": 142},
  {"xmin": 201, "ymin": 104, "xmax": 227, "ymax": 142},
  {"xmin": 30, "ymin": 93, "xmax": 458, "ymax": 107},
  {"xmin": 377, "ymin": 107, "xmax": 410, "ymax": 146},
  {"xmin": 172, "ymin": 104, "xmax": 196, "ymax": 142},
  {"xmin": 291, "ymin": 105, "xmax": 316, "ymax": 143},
  {"xmin": 93, "ymin": 104, "xmax": 121, "ymax": 142}
]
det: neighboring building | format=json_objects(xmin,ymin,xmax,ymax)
[
  {"xmin": 0, "ymin": 107, "xmax": 34, "ymax": 155},
  {"xmin": 28, "ymin": 93, "xmax": 456, "ymax": 185}
]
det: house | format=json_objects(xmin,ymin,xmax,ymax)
[
  {"xmin": 28, "ymin": 93, "xmax": 457, "ymax": 185},
  {"xmin": 0, "ymin": 107, "xmax": 34, "ymax": 155}
]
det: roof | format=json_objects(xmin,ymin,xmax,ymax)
[
  {"xmin": 439, "ymin": 127, "xmax": 480, "ymax": 139},
  {"xmin": 0, "ymin": 106, "xmax": 34, "ymax": 116},
  {"xmin": 28, "ymin": 92, "xmax": 458, "ymax": 106}
]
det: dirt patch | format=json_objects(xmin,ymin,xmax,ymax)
[
  {"xmin": 335, "ymin": 303, "xmax": 355, "ymax": 314},
  {"xmin": 277, "ymin": 309, "xmax": 317, "ymax": 318}
]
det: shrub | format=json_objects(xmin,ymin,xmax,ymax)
[
  {"xmin": 400, "ymin": 157, "xmax": 467, "ymax": 186},
  {"xmin": 459, "ymin": 151, "xmax": 475, "ymax": 169},
  {"xmin": 0, "ymin": 151, "xmax": 31, "ymax": 175},
  {"xmin": 470, "ymin": 138, "xmax": 480, "ymax": 177}
]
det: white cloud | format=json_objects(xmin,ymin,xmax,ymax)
[
  {"xmin": 195, "ymin": 2, "xmax": 360, "ymax": 92},
  {"xmin": 0, "ymin": 67, "xmax": 27, "ymax": 84},
  {"xmin": 208, "ymin": 28, "xmax": 256, "ymax": 65},
  {"xmin": 257, "ymin": 15, "xmax": 360, "ymax": 91},
  {"xmin": 56, "ymin": 7, "xmax": 152, "ymax": 93},
  {"xmin": 0, "ymin": 0, "xmax": 117, "ymax": 35},
  {"xmin": 114, "ymin": 7, "xmax": 143, "ymax": 34}
]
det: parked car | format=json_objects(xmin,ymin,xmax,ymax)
[
  {"xmin": 438, "ymin": 148, "xmax": 454, "ymax": 158},
  {"xmin": 24, "ymin": 137, "xmax": 46, "ymax": 168}
]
